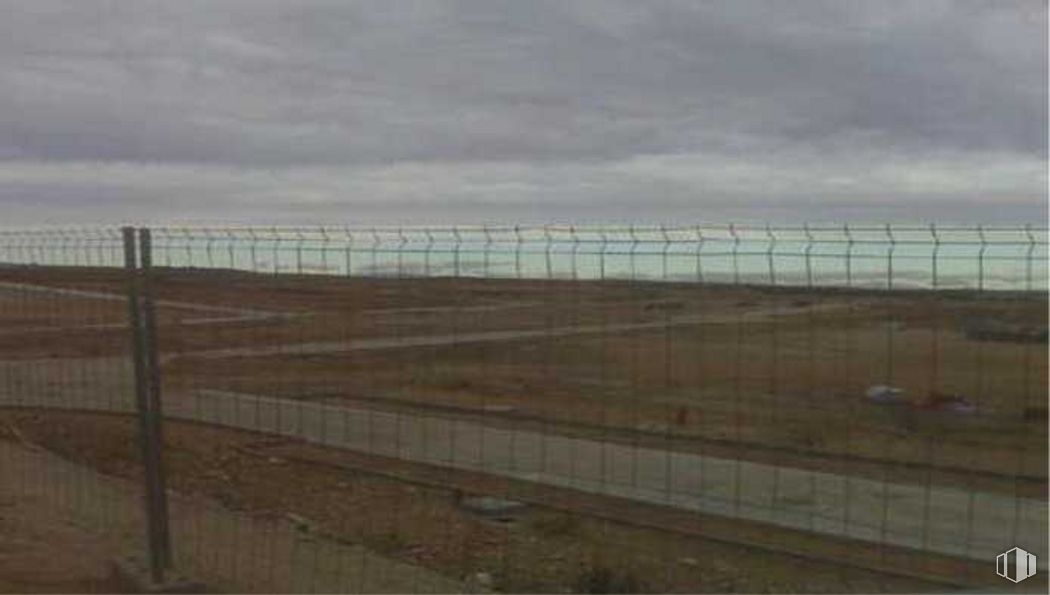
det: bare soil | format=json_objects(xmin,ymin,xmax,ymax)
[
  {"xmin": 1, "ymin": 267, "xmax": 1045, "ymax": 488},
  {"xmin": 1, "ymin": 410, "xmax": 959, "ymax": 594},
  {"xmin": 0, "ymin": 484, "xmax": 128, "ymax": 593},
  {"xmin": 0, "ymin": 266, "xmax": 1046, "ymax": 592}
]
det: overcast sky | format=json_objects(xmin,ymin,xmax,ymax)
[{"xmin": 1, "ymin": 0, "xmax": 1046, "ymax": 225}]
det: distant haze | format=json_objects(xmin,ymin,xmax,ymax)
[{"xmin": 0, "ymin": 1, "xmax": 1046, "ymax": 225}]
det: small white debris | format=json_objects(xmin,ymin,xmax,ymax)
[
  {"xmin": 459, "ymin": 496, "xmax": 526, "ymax": 520},
  {"xmin": 923, "ymin": 392, "xmax": 977, "ymax": 415},
  {"xmin": 286, "ymin": 512, "xmax": 310, "ymax": 531},
  {"xmin": 942, "ymin": 399, "xmax": 976, "ymax": 415},
  {"xmin": 474, "ymin": 572, "xmax": 493, "ymax": 588},
  {"xmin": 865, "ymin": 385, "xmax": 904, "ymax": 404}
]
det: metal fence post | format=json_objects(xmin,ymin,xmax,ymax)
[
  {"xmin": 139, "ymin": 227, "xmax": 173, "ymax": 573},
  {"xmin": 123, "ymin": 226, "xmax": 173, "ymax": 584}
]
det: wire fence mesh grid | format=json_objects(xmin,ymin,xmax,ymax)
[{"xmin": 0, "ymin": 224, "xmax": 1046, "ymax": 593}]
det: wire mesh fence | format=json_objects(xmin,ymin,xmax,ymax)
[{"xmin": 0, "ymin": 224, "xmax": 1046, "ymax": 593}]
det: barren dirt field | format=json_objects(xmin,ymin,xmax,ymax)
[
  {"xmin": 0, "ymin": 481, "xmax": 128, "ymax": 594},
  {"xmin": 1, "ymin": 411, "xmax": 955, "ymax": 593},
  {"xmin": 2, "ymin": 266, "xmax": 1043, "ymax": 486},
  {"xmin": 0, "ymin": 265, "xmax": 1047, "ymax": 591}
]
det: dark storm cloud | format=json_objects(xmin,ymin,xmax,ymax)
[{"xmin": 0, "ymin": 0, "xmax": 1045, "ymax": 223}]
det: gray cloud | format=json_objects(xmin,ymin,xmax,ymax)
[{"xmin": 0, "ymin": 0, "xmax": 1045, "ymax": 224}]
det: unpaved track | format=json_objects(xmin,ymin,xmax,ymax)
[
  {"xmin": 0, "ymin": 281, "xmax": 279, "ymax": 319},
  {"xmin": 0, "ymin": 281, "xmax": 304, "ymax": 335},
  {"xmin": 1, "ymin": 356, "xmax": 1044, "ymax": 566},
  {"xmin": 171, "ymin": 302, "xmax": 849, "ymax": 361}
]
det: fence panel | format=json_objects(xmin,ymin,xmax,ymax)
[
  {"xmin": 0, "ymin": 228, "xmax": 152, "ymax": 587},
  {"xmin": 0, "ymin": 224, "xmax": 1046, "ymax": 593}
]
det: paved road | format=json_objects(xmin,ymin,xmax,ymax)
[{"xmin": 1, "ymin": 356, "xmax": 1044, "ymax": 565}]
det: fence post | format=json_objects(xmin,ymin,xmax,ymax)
[{"xmin": 123, "ymin": 226, "xmax": 173, "ymax": 584}]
